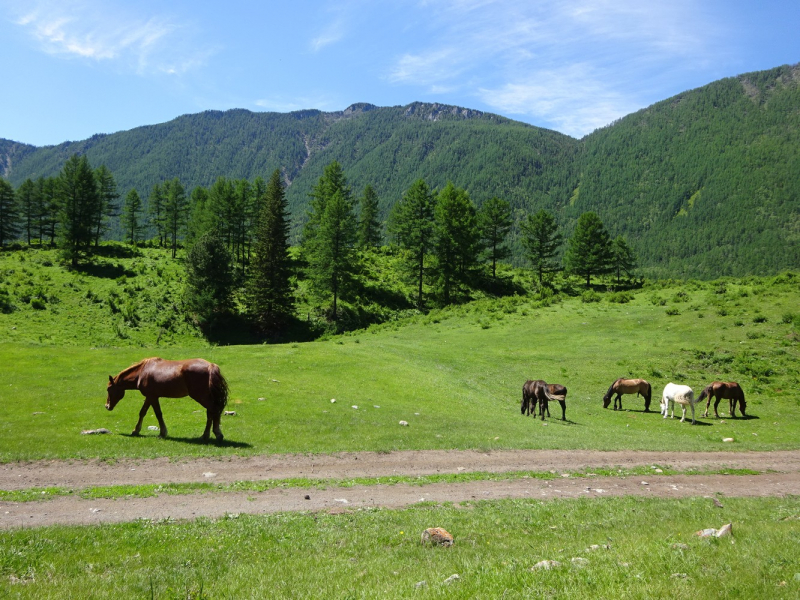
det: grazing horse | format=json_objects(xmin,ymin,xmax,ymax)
[
  {"xmin": 661, "ymin": 383, "xmax": 698, "ymax": 424},
  {"xmin": 602, "ymin": 378, "xmax": 652, "ymax": 411},
  {"xmin": 699, "ymin": 382, "xmax": 747, "ymax": 419},
  {"xmin": 522, "ymin": 380, "xmax": 567, "ymax": 421},
  {"xmin": 106, "ymin": 357, "xmax": 229, "ymax": 441}
]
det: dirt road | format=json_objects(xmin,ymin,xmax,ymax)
[{"xmin": 2, "ymin": 449, "xmax": 799, "ymax": 529}]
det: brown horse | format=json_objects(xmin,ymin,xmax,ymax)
[
  {"xmin": 699, "ymin": 381, "xmax": 746, "ymax": 419},
  {"xmin": 106, "ymin": 358, "xmax": 229, "ymax": 441},
  {"xmin": 603, "ymin": 378, "xmax": 652, "ymax": 411},
  {"xmin": 522, "ymin": 380, "xmax": 567, "ymax": 421}
]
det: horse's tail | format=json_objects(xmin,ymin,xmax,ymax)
[
  {"xmin": 209, "ymin": 364, "xmax": 229, "ymax": 415},
  {"xmin": 697, "ymin": 384, "xmax": 711, "ymax": 402}
]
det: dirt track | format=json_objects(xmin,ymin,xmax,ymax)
[{"xmin": 2, "ymin": 450, "xmax": 799, "ymax": 529}]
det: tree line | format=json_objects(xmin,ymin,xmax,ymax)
[{"xmin": 0, "ymin": 155, "xmax": 637, "ymax": 338}]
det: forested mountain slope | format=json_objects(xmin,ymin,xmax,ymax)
[{"xmin": 2, "ymin": 64, "xmax": 798, "ymax": 278}]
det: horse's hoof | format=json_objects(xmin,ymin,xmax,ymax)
[{"xmin": 131, "ymin": 431, "xmax": 140, "ymax": 436}]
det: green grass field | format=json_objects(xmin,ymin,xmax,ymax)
[{"xmin": 2, "ymin": 496, "xmax": 798, "ymax": 598}]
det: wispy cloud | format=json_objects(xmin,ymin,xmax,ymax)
[
  {"xmin": 254, "ymin": 94, "xmax": 339, "ymax": 113},
  {"xmin": 7, "ymin": 0, "xmax": 212, "ymax": 75},
  {"xmin": 310, "ymin": 20, "xmax": 345, "ymax": 52},
  {"xmin": 388, "ymin": 0, "xmax": 722, "ymax": 134}
]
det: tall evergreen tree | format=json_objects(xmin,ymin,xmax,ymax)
[
  {"xmin": 433, "ymin": 182, "xmax": 480, "ymax": 305},
  {"xmin": 163, "ymin": 178, "xmax": 188, "ymax": 258},
  {"xmin": 183, "ymin": 230, "xmax": 235, "ymax": 329},
  {"xmin": 15, "ymin": 178, "xmax": 38, "ymax": 245},
  {"xmin": 186, "ymin": 186, "xmax": 213, "ymax": 248},
  {"xmin": 357, "ymin": 184, "xmax": 382, "ymax": 249},
  {"xmin": 302, "ymin": 162, "xmax": 357, "ymax": 319},
  {"xmin": 93, "ymin": 165, "xmax": 119, "ymax": 247},
  {"xmin": 388, "ymin": 179, "xmax": 435, "ymax": 308},
  {"xmin": 148, "ymin": 183, "xmax": 166, "ymax": 247},
  {"xmin": 478, "ymin": 196, "xmax": 512, "ymax": 278},
  {"xmin": 247, "ymin": 169, "xmax": 294, "ymax": 333},
  {"xmin": 611, "ymin": 235, "xmax": 637, "ymax": 285},
  {"xmin": 57, "ymin": 154, "xmax": 100, "ymax": 266},
  {"xmin": 520, "ymin": 209, "xmax": 562, "ymax": 285},
  {"xmin": 121, "ymin": 189, "xmax": 145, "ymax": 246},
  {"xmin": 37, "ymin": 176, "xmax": 60, "ymax": 246},
  {"xmin": 0, "ymin": 179, "xmax": 20, "ymax": 247},
  {"xmin": 565, "ymin": 211, "xmax": 614, "ymax": 287},
  {"xmin": 208, "ymin": 176, "xmax": 237, "ymax": 250}
]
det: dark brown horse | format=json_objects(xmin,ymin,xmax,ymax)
[
  {"xmin": 603, "ymin": 378, "xmax": 652, "ymax": 411},
  {"xmin": 522, "ymin": 380, "xmax": 567, "ymax": 421},
  {"xmin": 106, "ymin": 358, "xmax": 229, "ymax": 441},
  {"xmin": 699, "ymin": 381, "xmax": 746, "ymax": 418}
]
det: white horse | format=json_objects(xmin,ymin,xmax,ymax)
[{"xmin": 661, "ymin": 383, "xmax": 698, "ymax": 424}]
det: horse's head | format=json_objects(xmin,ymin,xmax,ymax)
[
  {"xmin": 602, "ymin": 385, "xmax": 613, "ymax": 408},
  {"xmin": 738, "ymin": 397, "xmax": 747, "ymax": 417},
  {"xmin": 106, "ymin": 375, "xmax": 125, "ymax": 410}
]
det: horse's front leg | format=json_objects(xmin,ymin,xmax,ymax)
[
  {"xmin": 729, "ymin": 398, "xmax": 737, "ymax": 418},
  {"xmin": 558, "ymin": 400, "xmax": 566, "ymax": 421},
  {"xmin": 150, "ymin": 398, "xmax": 168, "ymax": 438},
  {"xmin": 132, "ymin": 398, "xmax": 152, "ymax": 436},
  {"xmin": 713, "ymin": 398, "xmax": 722, "ymax": 418},
  {"xmin": 689, "ymin": 403, "xmax": 696, "ymax": 425}
]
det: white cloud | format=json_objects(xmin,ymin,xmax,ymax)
[
  {"xmin": 7, "ymin": 0, "xmax": 211, "ymax": 75},
  {"xmin": 310, "ymin": 20, "xmax": 345, "ymax": 52}
]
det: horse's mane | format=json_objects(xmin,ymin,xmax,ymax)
[
  {"xmin": 603, "ymin": 380, "xmax": 618, "ymax": 400},
  {"xmin": 114, "ymin": 358, "xmax": 155, "ymax": 383}
]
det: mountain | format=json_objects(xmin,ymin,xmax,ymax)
[{"xmin": 2, "ymin": 64, "xmax": 798, "ymax": 278}]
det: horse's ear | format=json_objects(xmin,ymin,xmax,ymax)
[{"xmin": 109, "ymin": 375, "xmax": 114, "ymax": 384}]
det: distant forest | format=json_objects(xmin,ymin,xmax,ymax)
[{"xmin": 2, "ymin": 64, "xmax": 798, "ymax": 279}]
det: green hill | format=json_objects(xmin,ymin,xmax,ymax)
[{"xmin": 2, "ymin": 64, "xmax": 798, "ymax": 277}]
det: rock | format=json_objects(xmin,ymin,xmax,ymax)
[
  {"xmin": 723, "ymin": 438, "xmax": 734, "ymax": 442},
  {"xmin": 399, "ymin": 420, "xmax": 409, "ymax": 426},
  {"xmin": 571, "ymin": 557, "xmax": 589, "ymax": 567},
  {"xmin": 671, "ymin": 573, "xmax": 688, "ymax": 579},
  {"xmin": 257, "ymin": 397, "xmax": 265, "ymax": 401},
  {"xmin": 585, "ymin": 544, "xmax": 611, "ymax": 551},
  {"xmin": 716, "ymin": 523, "xmax": 733, "ymax": 537},
  {"xmin": 304, "ymin": 495, "xmax": 310, "ymax": 500},
  {"xmin": 415, "ymin": 581, "xmax": 427, "ymax": 589},
  {"xmin": 421, "ymin": 527, "xmax": 453, "ymax": 546},
  {"xmin": 147, "ymin": 425, "xmax": 159, "ymax": 431},
  {"xmin": 224, "ymin": 410, "xmax": 236, "ymax": 416},
  {"xmin": 443, "ymin": 574, "xmax": 460, "ymax": 584},
  {"xmin": 330, "ymin": 399, "xmax": 336, "ymax": 403},
  {"xmin": 672, "ymin": 543, "xmax": 690, "ymax": 550},
  {"xmin": 695, "ymin": 523, "xmax": 732, "ymax": 538},
  {"xmin": 81, "ymin": 428, "xmax": 110, "ymax": 435},
  {"xmin": 711, "ymin": 498, "xmax": 724, "ymax": 508},
  {"xmin": 532, "ymin": 560, "xmax": 561, "ymax": 570},
  {"xmin": 203, "ymin": 472, "xmax": 217, "ymax": 478},
  {"xmin": 351, "ymin": 405, "xmax": 358, "ymax": 410}
]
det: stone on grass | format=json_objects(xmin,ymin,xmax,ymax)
[
  {"xmin": 532, "ymin": 560, "xmax": 562, "ymax": 570},
  {"xmin": 723, "ymin": 437, "xmax": 734, "ymax": 443},
  {"xmin": 399, "ymin": 420, "xmax": 409, "ymax": 426},
  {"xmin": 443, "ymin": 574, "xmax": 460, "ymax": 585},
  {"xmin": 571, "ymin": 557, "xmax": 589, "ymax": 567},
  {"xmin": 672, "ymin": 543, "xmax": 690, "ymax": 550},
  {"xmin": 81, "ymin": 428, "xmax": 110, "ymax": 435},
  {"xmin": 147, "ymin": 425, "xmax": 159, "ymax": 431},
  {"xmin": 421, "ymin": 527, "xmax": 453, "ymax": 546},
  {"xmin": 415, "ymin": 581, "xmax": 427, "ymax": 589},
  {"xmin": 695, "ymin": 523, "xmax": 732, "ymax": 538},
  {"xmin": 224, "ymin": 410, "xmax": 236, "ymax": 416}
]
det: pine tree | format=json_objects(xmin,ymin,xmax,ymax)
[
  {"xmin": 388, "ymin": 179, "xmax": 435, "ymax": 308},
  {"xmin": 37, "ymin": 177, "xmax": 60, "ymax": 246},
  {"xmin": 121, "ymin": 189, "xmax": 144, "ymax": 246},
  {"xmin": 611, "ymin": 235, "xmax": 637, "ymax": 285},
  {"xmin": 57, "ymin": 154, "xmax": 100, "ymax": 266},
  {"xmin": 433, "ymin": 182, "xmax": 480, "ymax": 305},
  {"xmin": 565, "ymin": 211, "xmax": 613, "ymax": 287},
  {"xmin": 247, "ymin": 169, "xmax": 294, "ymax": 333},
  {"xmin": 186, "ymin": 186, "xmax": 213, "ymax": 249},
  {"xmin": 0, "ymin": 179, "xmax": 20, "ymax": 247},
  {"xmin": 478, "ymin": 196, "xmax": 512, "ymax": 278},
  {"xmin": 183, "ymin": 230, "xmax": 235, "ymax": 329},
  {"xmin": 520, "ymin": 209, "xmax": 562, "ymax": 285},
  {"xmin": 93, "ymin": 165, "xmax": 119, "ymax": 247},
  {"xmin": 163, "ymin": 178, "xmax": 188, "ymax": 258},
  {"xmin": 15, "ymin": 179, "xmax": 38, "ymax": 245},
  {"xmin": 357, "ymin": 184, "xmax": 382, "ymax": 249},
  {"xmin": 148, "ymin": 183, "xmax": 166, "ymax": 247}
]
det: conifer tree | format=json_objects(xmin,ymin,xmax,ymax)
[
  {"xmin": 478, "ymin": 196, "xmax": 512, "ymax": 278},
  {"xmin": 565, "ymin": 211, "xmax": 613, "ymax": 287},
  {"xmin": 302, "ymin": 162, "xmax": 357, "ymax": 320},
  {"xmin": 357, "ymin": 184, "xmax": 382, "ymax": 249},
  {"xmin": 148, "ymin": 183, "xmax": 166, "ymax": 247},
  {"xmin": 247, "ymin": 169, "xmax": 294, "ymax": 333},
  {"xmin": 37, "ymin": 177, "xmax": 60, "ymax": 246},
  {"xmin": 0, "ymin": 179, "xmax": 20, "ymax": 247},
  {"xmin": 520, "ymin": 209, "xmax": 562, "ymax": 285},
  {"xmin": 611, "ymin": 235, "xmax": 637, "ymax": 285},
  {"xmin": 164, "ymin": 178, "xmax": 188, "ymax": 258},
  {"xmin": 389, "ymin": 179, "xmax": 435, "ymax": 308},
  {"xmin": 57, "ymin": 154, "xmax": 100, "ymax": 266},
  {"xmin": 433, "ymin": 182, "xmax": 480, "ymax": 305},
  {"xmin": 93, "ymin": 165, "xmax": 119, "ymax": 247},
  {"xmin": 121, "ymin": 189, "xmax": 145, "ymax": 246},
  {"xmin": 183, "ymin": 230, "xmax": 234, "ymax": 329},
  {"xmin": 186, "ymin": 186, "xmax": 213, "ymax": 249},
  {"xmin": 15, "ymin": 178, "xmax": 38, "ymax": 245}
]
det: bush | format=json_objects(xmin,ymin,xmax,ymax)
[
  {"xmin": 0, "ymin": 289, "xmax": 15, "ymax": 314},
  {"xmin": 30, "ymin": 298, "xmax": 46, "ymax": 310},
  {"xmin": 581, "ymin": 290, "xmax": 601, "ymax": 303},
  {"xmin": 665, "ymin": 308, "xmax": 680, "ymax": 316},
  {"xmin": 752, "ymin": 315, "xmax": 767, "ymax": 324},
  {"xmin": 607, "ymin": 291, "xmax": 633, "ymax": 304}
]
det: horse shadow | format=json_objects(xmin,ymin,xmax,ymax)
[{"xmin": 119, "ymin": 433, "xmax": 252, "ymax": 448}]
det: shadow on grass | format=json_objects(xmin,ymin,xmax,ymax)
[
  {"xmin": 119, "ymin": 433, "xmax": 252, "ymax": 448},
  {"xmin": 74, "ymin": 261, "xmax": 136, "ymax": 279}
]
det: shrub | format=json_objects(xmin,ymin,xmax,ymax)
[
  {"xmin": 581, "ymin": 290, "xmax": 601, "ymax": 303},
  {"xmin": 753, "ymin": 315, "xmax": 767, "ymax": 324},
  {"xmin": 30, "ymin": 298, "xmax": 46, "ymax": 310},
  {"xmin": 607, "ymin": 291, "xmax": 633, "ymax": 304},
  {"xmin": 665, "ymin": 308, "xmax": 680, "ymax": 316},
  {"xmin": 0, "ymin": 289, "xmax": 15, "ymax": 314}
]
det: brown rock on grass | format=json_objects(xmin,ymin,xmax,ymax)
[{"xmin": 421, "ymin": 527, "xmax": 454, "ymax": 546}]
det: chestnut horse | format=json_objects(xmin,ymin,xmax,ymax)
[
  {"xmin": 522, "ymin": 380, "xmax": 567, "ymax": 421},
  {"xmin": 603, "ymin": 378, "xmax": 652, "ymax": 411},
  {"xmin": 106, "ymin": 357, "xmax": 229, "ymax": 441},
  {"xmin": 699, "ymin": 381, "xmax": 746, "ymax": 419}
]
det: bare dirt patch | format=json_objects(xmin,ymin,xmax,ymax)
[{"xmin": 2, "ymin": 450, "xmax": 799, "ymax": 529}]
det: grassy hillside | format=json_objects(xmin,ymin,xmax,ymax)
[{"xmin": 1, "ymin": 246, "xmax": 797, "ymax": 462}]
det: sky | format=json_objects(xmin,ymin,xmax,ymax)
[{"xmin": 1, "ymin": 0, "xmax": 798, "ymax": 147}]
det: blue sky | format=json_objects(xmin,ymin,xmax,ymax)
[{"xmin": 2, "ymin": 0, "xmax": 798, "ymax": 146}]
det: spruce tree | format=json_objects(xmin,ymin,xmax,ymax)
[
  {"xmin": 388, "ymin": 179, "xmax": 435, "ymax": 308},
  {"xmin": 478, "ymin": 196, "xmax": 512, "ymax": 278},
  {"xmin": 184, "ymin": 230, "xmax": 235, "ymax": 328},
  {"xmin": 564, "ymin": 211, "xmax": 613, "ymax": 287},
  {"xmin": 0, "ymin": 179, "xmax": 20, "ymax": 247},
  {"xmin": 433, "ymin": 182, "xmax": 480, "ymax": 305},
  {"xmin": 121, "ymin": 189, "xmax": 144, "ymax": 246},
  {"xmin": 611, "ymin": 236, "xmax": 637, "ymax": 285},
  {"xmin": 148, "ymin": 183, "xmax": 166, "ymax": 247},
  {"xmin": 15, "ymin": 179, "xmax": 38, "ymax": 245},
  {"xmin": 57, "ymin": 154, "xmax": 100, "ymax": 266},
  {"xmin": 186, "ymin": 186, "xmax": 213, "ymax": 249},
  {"xmin": 357, "ymin": 184, "xmax": 382, "ymax": 249},
  {"xmin": 520, "ymin": 209, "xmax": 562, "ymax": 285},
  {"xmin": 93, "ymin": 165, "xmax": 119, "ymax": 247},
  {"xmin": 247, "ymin": 169, "xmax": 294, "ymax": 333},
  {"xmin": 163, "ymin": 178, "xmax": 188, "ymax": 258},
  {"xmin": 38, "ymin": 177, "xmax": 60, "ymax": 246}
]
